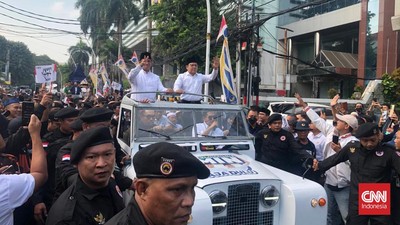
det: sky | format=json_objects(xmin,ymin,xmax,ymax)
[{"xmin": 0, "ymin": 0, "xmax": 83, "ymax": 64}]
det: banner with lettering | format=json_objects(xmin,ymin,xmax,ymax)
[{"xmin": 34, "ymin": 64, "xmax": 57, "ymax": 83}]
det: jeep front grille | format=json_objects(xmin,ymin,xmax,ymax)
[{"xmin": 213, "ymin": 183, "xmax": 274, "ymax": 225}]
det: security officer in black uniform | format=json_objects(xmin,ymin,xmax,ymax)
[
  {"xmin": 255, "ymin": 113, "xmax": 312, "ymax": 174},
  {"xmin": 46, "ymin": 126, "xmax": 125, "ymax": 225},
  {"xmin": 105, "ymin": 142, "xmax": 210, "ymax": 225},
  {"xmin": 313, "ymin": 123, "xmax": 400, "ymax": 225},
  {"xmin": 53, "ymin": 107, "xmax": 133, "ymax": 202},
  {"xmin": 33, "ymin": 107, "xmax": 79, "ymax": 224}
]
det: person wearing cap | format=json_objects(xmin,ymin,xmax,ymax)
[
  {"xmin": 46, "ymin": 127, "xmax": 124, "ymax": 225},
  {"xmin": 254, "ymin": 113, "xmax": 312, "ymax": 173},
  {"xmin": 257, "ymin": 107, "xmax": 271, "ymax": 128},
  {"xmin": 174, "ymin": 56, "xmax": 219, "ymax": 103},
  {"xmin": 163, "ymin": 112, "xmax": 183, "ymax": 132},
  {"xmin": 33, "ymin": 107, "xmax": 79, "ymax": 224},
  {"xmin": 46, "ymin": 109, "xmax": 60, "ymax": 132},
  {"xmin": 247, "ymin": 105, "xmax": 262, "ymax": 135},
  {"xmin": 127, "ymin": 52, "xmax": 172, "ymax": 103},
  {"xmin": 296, "ymin": 93, "xmax": 357, "ymax": 225},
  {"xmin": 105, "ymin": 142, "xmax": 210, "ymax": 225},
  {"xmin": 54, "ymin": 108, "xmax": 133, "ymax": 201},
  {"xmin": 313, "ymin": 123, "xmax": 400, "ymax": 225},
  {"xmin": 294, "ymin": 120, "xmax": 324, "ymax": 184},
  {"xmin": 2, "ymin": 98, "xmax": 21, "ymax": 120}
]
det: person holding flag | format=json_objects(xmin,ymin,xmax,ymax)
[{"xmin": 127, "ymin": 52, "xmax": 172, "ymax": 103}]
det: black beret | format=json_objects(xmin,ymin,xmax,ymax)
[
  {"xmin": 69, "ymin": 119, "xmax": 83, "ymax": 131},
  {"xmin": 294, "ymin": 121, "xmax": 311, "ymax": 131},
  {"xmin": 70, "ymin": 127, "xmax": 113, "ymax": 164},
  {"xmin": 354, "ymin": 122, "xmax": 380, "ymax": 138},
  {"xmin": 108, "ymin": 101, "xmax": 121, "ymax": 110},
  {"xmin": 267, "ymin": 113, "xmax": 282, "ymax": 124},
  {"xmin": 139, "ymin": 52, "xmax": 151, "ymax": 60},
  {"xmin": 79, "ymin": 107, "xmax": 113, "ymax": 123},
  {"xmin": 55, "ymin": 107, "xmax": 79, "ymax": 119},
  {"xmin": 133, "ymin": 142, "xmax": 210, "ymax": 179},
  {"xmin": 48, "ymin": 110, "xmax": 59, "ymax": 121}
]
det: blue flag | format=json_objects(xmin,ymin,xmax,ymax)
[{"xmin": 218, "ymin": 16, "xmax": 237, "ymax": 104}]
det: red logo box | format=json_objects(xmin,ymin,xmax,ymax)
[{"xmin": 358, "ymin": 183, "xmax": 390, "ymax": 215}]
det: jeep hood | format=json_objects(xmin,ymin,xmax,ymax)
[{"xmin": 194, "ymin": 153, "xmax": 281, "ymax": 188}]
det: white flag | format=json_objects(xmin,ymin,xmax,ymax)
[{"xmin": 35, "ymin": 64, "xmax": 57, "ymax": 83}]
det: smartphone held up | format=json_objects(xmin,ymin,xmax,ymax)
[{"xmin": 22, "ymin": 101, "xmax": 34, "ymax": 126}]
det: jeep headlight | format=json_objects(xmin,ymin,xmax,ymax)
[
  {"xmin": 260, "ymin": 185, "xmax": 280, "ymax": 208},
  {"xmin": 209, "ymin": 190, "xmax": 228, "ymax": 214}
]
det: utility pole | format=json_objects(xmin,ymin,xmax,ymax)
[
  {"xmin": 246, "ymin": 0, "xmax": 256, "ymax": 107},
  {"xmin": 236, "ymin": 0, "xmax": 242, "ymax": 105},
  {"xmin": 276, "ymin": 26, "xmax": 293, "ymax": 96}
]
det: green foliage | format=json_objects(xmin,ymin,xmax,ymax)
[
  {"xmin": 149, "ymin": 0, "xmax": 220, "ymax": 66},
  {"xmin": 382, "ymin": 69, "xmax": 400, "ymax": 107},
  {"xmin": 8, "ymin": 41, "xmax": 34, "ymax": 85},
  {"xmin": 68, "ymin": 39, "xmax": 92, "ymax": 66},
  {"xmin": 328, "ymin": 88, "xmax": 338, "ymax": 99}
]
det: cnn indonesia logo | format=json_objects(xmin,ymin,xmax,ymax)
[{"xmin": 359, "ymin": 183, "xmax": 391, "ymax": 215}]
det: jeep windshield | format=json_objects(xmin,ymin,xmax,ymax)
[{"xmin": 133, "ymin": 107, "xmax": 248, "ymax": 140}]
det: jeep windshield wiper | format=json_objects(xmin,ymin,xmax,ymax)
[
  {"xmin": 138, "ymin": 128, "xmax": 171, "ymax": 140},
  {"xmin": 198, "ymin": 134, "xmax": 227, "ymax": 139}
]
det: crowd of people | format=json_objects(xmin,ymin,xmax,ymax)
[
  {"xmin": 0, "ymin": 51, "xmax": 218, "ymax": 225},
  {"xmin": 248, "ymin": 93, "xmax": 400, "ymax": 225},
  {"xmin": 1, "ymin": 49, "xmax": 400, "ymax": 225}
]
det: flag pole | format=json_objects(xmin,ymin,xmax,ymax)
[{"xmin": 204, "ymin": 0, "xmax": 211, "ymax": 103}]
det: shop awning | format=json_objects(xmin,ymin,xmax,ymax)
[{"xmin": 312, "ymin": 50, "xmax": 358, "ymax": 69}]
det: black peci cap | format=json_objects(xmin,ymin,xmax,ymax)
[
  {"xmin": 267, "ymin": 113, "xmax": 282, "ymax": 124},
  {"xmin": 55, "ymin": 107, "xmax": 79, "ymax": 119},
  {"xmin": 79, "ymin": 107, "xmax": 113, "ymax": 123},
  {"xmin": 70, "ymin": 126, "xmax": 113, "ymax": 164},
  {"xmin": 133, "ymin": 142, "xmax": 210, "ymax": 179},
  {"xmin": 185, "ymin": 55, "xmax": 201, "ymax": 65},
  {"xmin": 294, "ymin": 121, "xmax": 312, "ymax": 131},
  {"xmin": 354, "ymin": 122, "xmax": 380, "ymax": 138},
  {"xmin": 139, "ymin": 52, "xmax": 152, "ymax": 60}
]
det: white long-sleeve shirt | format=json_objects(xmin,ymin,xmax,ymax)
[
  {"xmin": 0, "ymin": 174, "xmax": 35, "ymax": 225},
  {"xmin": 305, "ymin": 107, "xmax": 358, "ymax": 188},
  {"xmin": 128, "ymin": 66, "xmax": 167, "ymax": 101},
  {"xmin": 173, "ymin": 69, "xmax": 218, "ymax": 101}
]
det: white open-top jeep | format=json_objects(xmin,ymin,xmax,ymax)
[{"xmin": 117, "ymin": 92, "xmax": 327, "ymax": 225}]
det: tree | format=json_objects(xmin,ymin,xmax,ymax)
[
  {"xmin": 382, "ymin": 68, "xmax": 400, "ymax": 107},
  {"xmin": 149, "ymin": 0, "xmax": 220, "ymax": 66},
  {"xmin": 75, "ymin": 0, "xmax": 142, "ymax": 59},
  {"xmin": 68, "ymin": 39, "xmax": 92, "ymax": 67},
  {"xmin": 8, "ymin": 41, "xmax": 34, "ymax": 85}
]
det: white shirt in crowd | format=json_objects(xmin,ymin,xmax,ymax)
[
  {"xmin": 305, "ymin": 108, "xmax": 358, "ymax": 188},
  {"xmin": 0, "ymin": 174, "xmax": 35, "ymax": 225},
  {"xmin": 173, "ymin": 69, "xmax": 218, "ymax": 101},
  {"xmin": 307, "ymin": 131, "xmax": 326, "ymax": 162},
  {"xmin": 128, "ymin": 66, "xmax": 168, "ymax": 101},
  {"xmin": 195, "ymin": 122, "xmax": 224, "ymax": 137}
]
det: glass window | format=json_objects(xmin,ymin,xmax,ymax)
[{"xmin": 118, "ymin": 108, "xmax": 131, "ymax": 146}]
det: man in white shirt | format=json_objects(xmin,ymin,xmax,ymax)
[
  {"xmin": 0, "ymin": 115, "xmax": 47, "ymax": 225},
  {"xmin": 296, "ymin": 93, "xmax": 358, "ymax": 225},
  {"xmin": 174, "ymin": 56, "xmax": 219, "ymax": 103},
  {"xmin": 128, "ymin": 52, "xmax": 172, "ymax": 102},
  {"xmin": 195, "ymin": 111, "xmax": 224, "ymax": 137}
]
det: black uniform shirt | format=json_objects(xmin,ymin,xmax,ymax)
[
  {"xmin": 319, "ymin": 141, "xmax": 400, "ymax": 208},
  {"xmin": 256, "ymin": 128, "xmax": 312, "ymax": 173},
  {"xmin": 104, "ymin": 195, "xmax": 148, "ymax": 225},
  {"xmin": 46, "ymin": 176, "xmax": 125, "ymax": 225}
]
